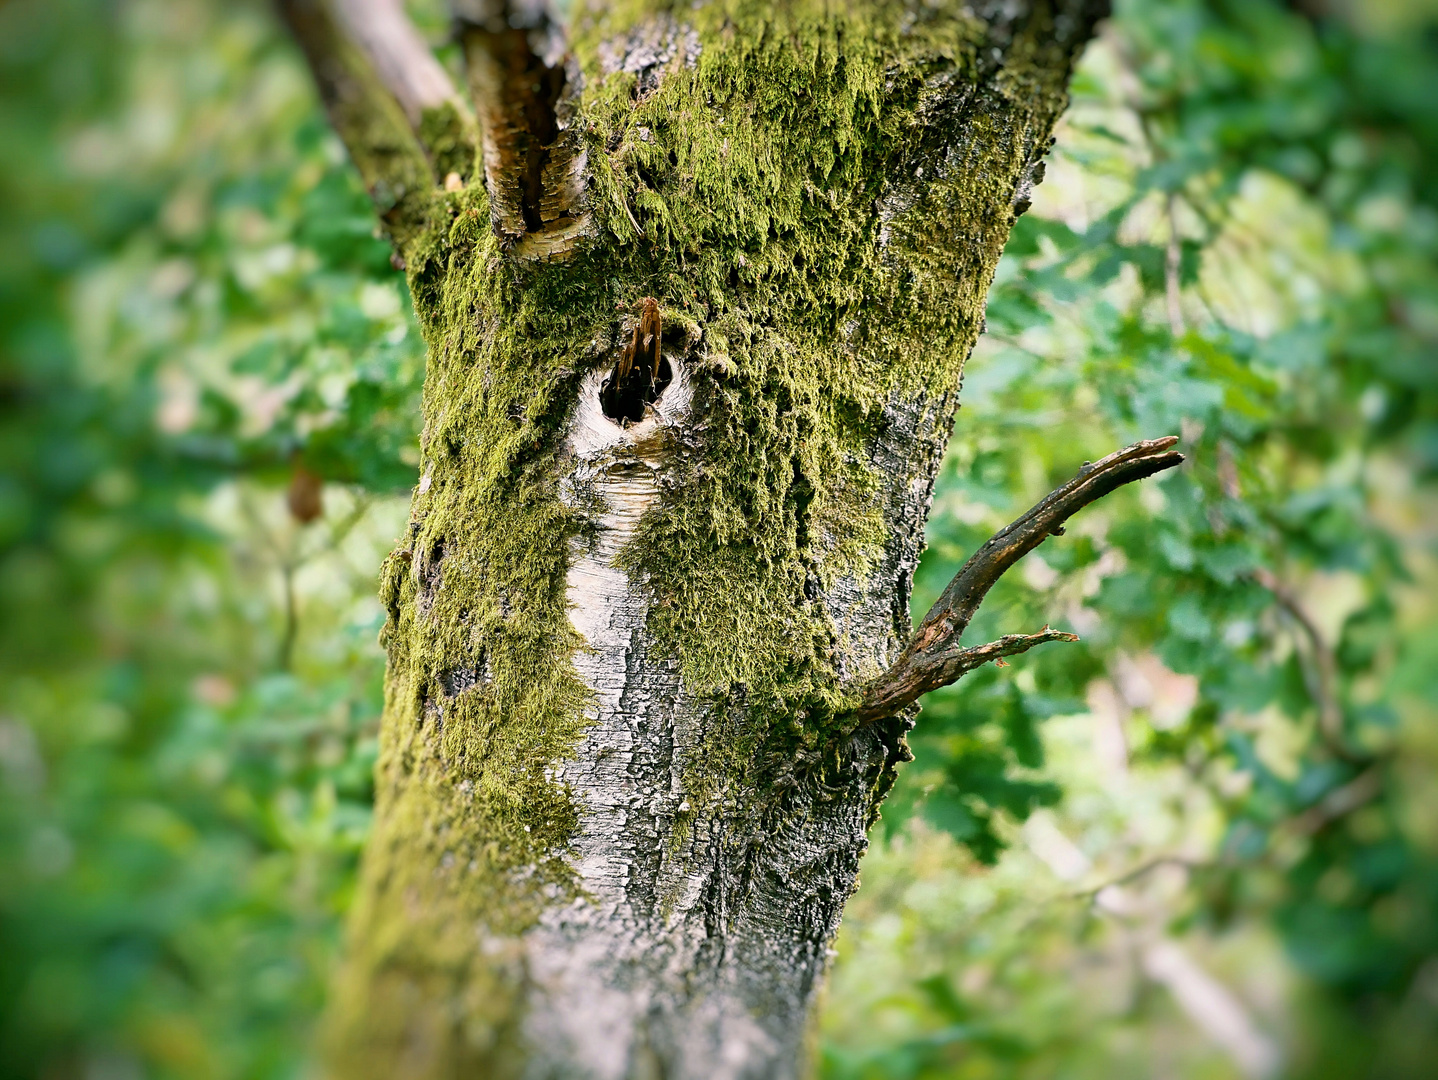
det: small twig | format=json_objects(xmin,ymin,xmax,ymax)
[
  {"xmin": 1069, "ymin": 766, "xmax": 1386, "ymax": 906},
  {"xmin": 293, "ymin": 490, "xmax": 373, "ymax": 570},
  {"xmin": 280, "ymin": 490, "xmax": 375, "ymax": 670},
  {"xmin": 860, "ymin": 627, "xmax": 1080, "ymax": 724},
  {"xmin": 1283, "ymin": 765, "xmax": 1383, "ymax": 836},
  {"xmin": 620, "ymin": 189, "xmax": 643, "ymax": 237},
  {"xmin": 1247, "ymin": 567, "xmax": 1357, "ymax": 760},
  {"xmin": 1068, "ymin": 854, "xmax": 1208, "ymax": 902},
  {"xmin": 1165, "ymin": 192, "xmax": 1185, "ymax": 337},
  {"xmin": 279, "ymin": 561, "xmax": 300, "ymax": 672},
  {"xmin": 952, "ymin": 628, "xmax": 1079, "ymax": 668},
  {"xmin": 855, "ymin": 437, "xmax": 1184, "ymax": 724}
]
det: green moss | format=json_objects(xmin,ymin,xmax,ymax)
[
  {"xmin": 326, "ymin": 2, "xmax": 1084, "ymax": 1073},
  {"xmin": 567, "ymin": 0, "xmax": 1073, "ymax": 809},
  {"xmin": 334, "ymin": 81, "xmax": 434, "ymax": 241},
  {"xmin": 418, "ymin": 101, "xmax": 479, "ymax": 186}
]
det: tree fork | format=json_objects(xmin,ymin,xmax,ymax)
[{"xmin": 279, "ymin": 2, "xmax": 1113, "ymax": 1077}]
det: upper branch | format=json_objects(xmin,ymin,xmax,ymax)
[
  {"xmin": 856, "ymin": 437, "xmax": 1184, "ymax": 724},
  {"xmin": 331, "ymin": 0, "xmax": 461, "ymax": 129},
  {"xmin": 279, "ymin": 0, "xmax": 472, "ymax": 240},
  {"xmin": 453, "ymin": 1, "xmax": 591, "ymax": 260}
]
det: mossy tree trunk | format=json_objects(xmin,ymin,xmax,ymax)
[{"xmin": 279, "ymin": 2, "xmax": 1114, "ymax": 1077}]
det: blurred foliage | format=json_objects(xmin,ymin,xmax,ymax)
[
  {"xmin": 0, "ymin": 1, "xmax": 419, "ymax": 1076},
  {"xmin": 0, "ymin": 1, "xmax": 1435, "ymax": 1079}
]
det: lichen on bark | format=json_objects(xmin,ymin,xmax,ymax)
[{"xmin": 315, "ymin": 2, "xmax": 1105, "ymax": 1077}]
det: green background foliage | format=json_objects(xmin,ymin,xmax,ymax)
[{"xmin": 0, "ymin": 1, "xmax": 1434, "ymax": 1078}]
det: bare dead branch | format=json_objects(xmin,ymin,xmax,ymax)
[
  {"xmin": 855, "ymin": 437, "xmax": 1184, "ymax": 724},
  {"xmin": 278, "ymin": 0, "xmax": 471, "ymax": 238},
  {"xmin": 454, "ymin": 1, "xmax": 592, "ymax": 260}
]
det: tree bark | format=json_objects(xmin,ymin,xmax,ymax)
[{"xmin": 280, "ymin": 2, "xmax": 1112, "ymax": 1077}]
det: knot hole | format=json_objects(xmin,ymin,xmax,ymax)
[{"xmin": 600, "ymin": 356, "xmax": 673, "ymax": 426}]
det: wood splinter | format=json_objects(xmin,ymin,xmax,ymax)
[
  {"xmin": 619, "ymin": 297, "xmax": 664, "ymax": 385},
  {"xmin": 600, "ymin": 298, "xmax": 669, "ymax": 425}
]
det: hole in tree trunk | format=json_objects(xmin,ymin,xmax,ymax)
[{"xmin": 600, "ymin": 356, "xmax": 672, "ymax": 426}]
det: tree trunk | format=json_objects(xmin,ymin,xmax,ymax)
[{"xmin": 280, "ymin": 2, "xmax": 1108, "ymax": 1077}]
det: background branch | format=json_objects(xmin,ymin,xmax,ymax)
[
  {"xmin": 856, "ymin": 437, "xmax": 1184, "ymax": 723},
  {"xmin": 1247, "ymin": 566, "xmax": 1358, "ymax": 759},
  {"xmin": 1165, "ymin": 192, "xmax": 1186, "ymax": 336},
  {"xmin": 1068, "ymin": 765, "xmax": 1386, "ymax": 906}
]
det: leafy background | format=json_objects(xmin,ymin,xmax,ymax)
[{"xmin": 1, "ymin": 1, "xmax": 1435, "ymax": 1078}]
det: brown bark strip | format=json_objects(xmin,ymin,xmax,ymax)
[
  {"xmin": 454, "ymin": 1, "xmax": 592, "ymax": 259},
  {"xmin": 856, "ymin": 437, "xmax": 1184, "ymax": 723}
]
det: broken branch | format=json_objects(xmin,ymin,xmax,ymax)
[{"xmin": 856, "ymin": 437, "xmax": 1184, "ymax": 724}]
